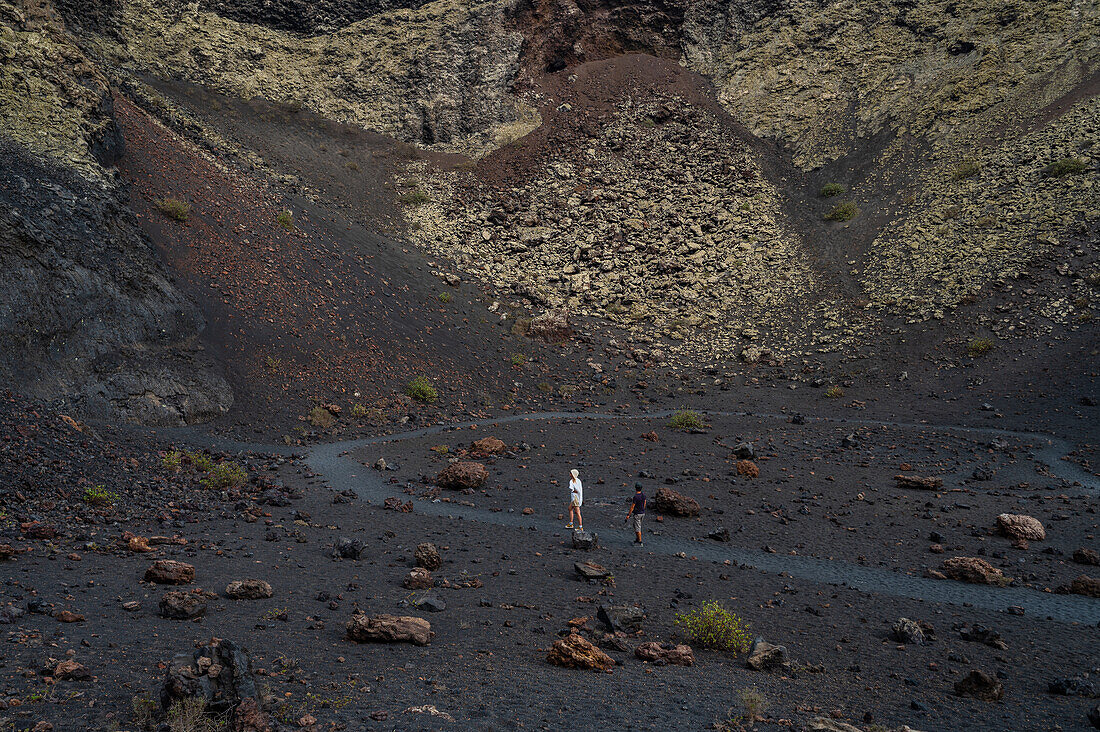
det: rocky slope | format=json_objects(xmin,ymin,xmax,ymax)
[{"xmin": 0, "ymin": 1, "xmax": 230, "ymax": 424}]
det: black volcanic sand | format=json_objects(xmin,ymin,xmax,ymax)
[{"xmin": 2, "ymin": 397, "xmax": 1099, "ymax": 731}]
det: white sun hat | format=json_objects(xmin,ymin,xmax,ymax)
[{"xmin": 570, "ymin": 469, "xmax": 579, "ymax": 478}]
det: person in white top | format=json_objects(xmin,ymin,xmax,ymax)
[{"xmin": 565, "ymin": 468, "xmax": 583, "ymax": 531}]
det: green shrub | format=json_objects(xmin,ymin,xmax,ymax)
[
  {"xmin": 405, "ymin": 376, "xmax": 438, "ymax": 404},
  {"xmin": 83, "ymin": 485, "xmax": 116, "ymax": 507},
  {"xmin": 675, "ymin": 601, "xmax": 752, "ymax": 652},
  {"xmin": 824, "ymin": 385, "xmax": 844, "ymax": 398},
  {"xmin": 350, "ymin": 403, "xmax": 369, "ymax": 419},
  {"xmin": 155, "ymin": 198, "xmax": 190, "ymax": 221},
  {"xmin": 819, "ymin": 182, "xmax": 844, "ymax": 197},
  {"xmin": 824, "ymin": 201, "xmax": 858, "ymax": 221},
  {"xmin": 308, "ymin": 406, "xmax": 336, "ymax": 429},
  {"xmin": 738, "ymin": 687, "xmax": 769, "ymax": 723},
  {"xmin": 438, "ymin": 291, "xmax": 452, "ymax": 303},
  {"xmin": 162, "ymin": 450, "xmax": 183, "ymax": 472},
  {"xmin": 510, "ymin": 353, "xmax": 527, "ymax": 366},
  {"xmin": 951, "ymin": 160, "xmax": 981, "ymax": 181},
  {"xmin": 967, "ymin": 337, "xmax": 994, "ymax": 357},
  {"xmin": 668, "ymin": 410, "xmax": 705, "ymax": 431},
  {"xmin": 201, "ymin": 461, "xmax": 247, "ymax": 490},
  {"xmin": 1043, "ymin": 157, "xmax": 1087, "ymax": 177},
  {"xmin": 264, "ymin": 355, "xmax": 284, "ymax": 373},
  {"xmin": 185, "ymin": 451, "xmax": 215, "ymax": 472},
  {"xmin": 399, "ymin": 184, "xmax": 430, "ymax": 206},
  {"xmin": 277, "ymin": 210, "xmax": 294, "ymax": 230}
]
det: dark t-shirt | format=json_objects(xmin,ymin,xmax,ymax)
[{"xmin": 632, "ymin": 493, "xmax": 646, "ymax": 514}]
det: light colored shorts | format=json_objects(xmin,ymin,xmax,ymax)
[
  {"xmin": 632, "ymin": 514, "xmax": 643, "ymax": 532},
  {"xmin": 571, "ymin": 497, "xmax": 582, "ymax": 508}
]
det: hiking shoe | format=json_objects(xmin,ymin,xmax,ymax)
[{"xmin": 565, "ymin": 523, "xmax": 574, "ymax": 529}]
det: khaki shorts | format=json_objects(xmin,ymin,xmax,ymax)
[
  {"xmin": 632, "ymin": 514, "xmax": 643, "ymax": 532},
  {"xmin": 571, "ymin": 497, "xmax": 582, "ymax": 508}
]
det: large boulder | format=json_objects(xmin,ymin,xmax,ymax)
[
  {"xmin": 635, "ymin": 642, "xmax": 694, "ymax": 666},
  {"xmin": 996, "ymin": 514, "xmax": 1045, "ymax": 541},
  {"xmin": 746, "ymin": 637, "xmax": 788, "ymax": 672},
  {"xmin": 598, "ymin": 605, "xmax": 644, "ymax": 633},
  {"xmin": 652, "ymin": 487, "xmax": 700, "ymax": 517},
  {"xmin": 159, "ymin": 591, "xmax": 207, "ymax": 620},
  {"xmin": 1057, "ymin": 575, "xmax": 1100, "ymax": 598},
  {"xmin": 954, "ymin": 669, "xmax": 1004, "ymax": 701},
  {"xmin": 346, "ymin": 614, "xmax": 432, "ymax": 645},
  {"xmin": 470, "ymin": 437, "xmax": 506, "ymax": 456},
  {"xmin": 528, "ymin": 309, "xmax": 572, "ymax": 342},
  {"xmin": 546, "ymin": 633, "xmax": 614, "ymax": 671},
  {"xmin": 571, "ymin": 531, "xmax": 598, "ymax": 551},
  {"xmin": 161, "ymin": 639, "xmax": 269, "ymax": 731},
  {"xmin": 1073, "ymin": 548, "xmax": 1100, "ymax": 566},
  {"xmin": 224, "ymin": 580, "xmax": 273, "ymax": 600},
  {"xmin": 415, "ymin": 543, "xmax": 442, "ymax": 571},
  {"xmin": 940, "ymin": 557, "xmax": 1008, "ymax": 586},
  {"xmin": 436, "ymin": 462, "xmax": 488, "ymax": 490},
  {"xmin": 403, "ymin": 567, "xmax": 434, "ymax": 590},
  {"xmin": 144, "ymin": 560, "xmax": 195, "ymax": 585}
]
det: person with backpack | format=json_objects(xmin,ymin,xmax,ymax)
[{"xmin": 626, "ymin": 482, "xmax": 646, "ymax": 546}]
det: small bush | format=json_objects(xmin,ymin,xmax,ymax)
[
  {"xmin": 345, "ymin": 161, "xmax": 360, "ymax": 171},
  {"xmin": 824, "ymin": 385, "xmax": 844, "ymax": 398},
  {"xmin": 308, "ymin": 406, "xmax": 336, "ymax": 429},
  {"xmin": 668, "ymin": 410, "xmax": 705, "ymax": 431},
  {"xmin": 967, "ymin": 337, "xmax": 994, "ymax": 357},
  {"xmin": 166, "ymin": 697, "xmax": 221, "ymax": 732},
  {"xmin": 951, "ymin": 160, "xmax": 981, "ymax": 181},
  {"xmin": 277, "ymin": 210, "xmax": 294, "ymax": 230},
  {"xmin": 819, "ymin": 182, "xmax": 844, "ymax": 197},
  {"xmin": 201, "ymin": 461, "xmax": 247, "ymax": 490},
  {"xmin": 350, "ymin": 403, "xmax": 369, "ymax": 419},
  {"xmin": 536, "ymin": 381, "xmax": 553, "ymax": 394},
  {"xmin": 824, "ymin": 201, "xmax": 858, "ymax": 221},
  {"xmin": 185, "ymin": 451, "xmax": 215, "ymax": 472},
  {"xmin": 430, "ymin": 444, "xmax": 450, "ymax": 454},
  {"xmin": 399, "ymin": 184, "xmax": 430, "ymax": 206},
  {"xmin": 83, "ymin": 485, "xmax": 116, "ymax": 507},
  {"xmin": 155, "ymin": 198, "xmax": 190, "ymax": 221},
  {"xmin": 131, "ymin": 694, "xmax": 157, "ymax": 730},
  {"xmin": 438, "ymin": 291, "xmax": 452, "ymax": 303},
  {"xmin": 405, "ymin": 376, "xmax": 438, "ymax": 404},
  {"xmin": 738, "ymin": 687, "xmax": 769, "ymax": 723},
  {"xmin": 1043, "ymin": 157, "xmax": 1087, "ymax": 177},
  {"xmin": 674, "ymin": 601, "xmax": 752, "ymax": 652},
  {"xmin": 510, "ymin": 353, "xmax": 527, "ymax": 366},
  {"xmin": 264, "ymin": 355, "xmax": 284, "ymax": 373},
  {"xmin": 162, "ymin": 450, "xmax": 183, "ymax": 472}
]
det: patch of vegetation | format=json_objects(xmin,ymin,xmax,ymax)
[
  {"xmin": 967, "ymin": 337, "xmax": 994, "ymax": 357},
  {"xmin": 674, "ymin": 600, "xmax": 752, "ymax": 652},
  {"xmin": 345, "ymin": 161, "xmax": 359, "ymax": 171},
  {"xmin": 824, "ymin": 385, "xmax": 844, "ymax": 398},
  {"xmin": 824, "ymin": 201, "xmax": 858, "ymax": 222},
  {"xmin": 430, "ymin": 444, "xmax": 449, "ymax": 454},
  {"xmin": 200, "ymin": 461, "xmax": 247, "ymax": 490},
  {"xmin": 131, "ymin": 694, "xmax": 157, "ymax": 731},
  {"xmin": 350, "ymin": 403, "xmax": 369, "ymax": 419},
  {"xmin": 308, "ymin": 406, "xmax": 336, "ymax": 429},
  {"xmin": 398, "ymin": 181, "xmax": 430, "ymax": 206},
  {"xmin": 155, "ymin": 198, "xmax": 191, "ymax": 222},
  {"xmin": 277, "ymin": 210, "xmax": 294, "ymax": 231},
  {"xmin": 166, "ymin": 697, "xmax": 223, "ymax": 732},
  {"xmin": 536, "ymin": 381, "xmax": 553, "ymax": 394},
  {"xmin": 738, "ymin": 688, "xmax": 768, "ymax": 722},
  {"xmin": 1043, "ymin": 157, "xmax": 1087, "ymax": 177},
  {"xmin": 405, "ymin": 376, "xmax": 438, "ymax": 404},
  {"xmin": 819, "ymin": 182, "xmax": 844, "ymax": 197},
  {"xmin": 438, "ymin": 291, "xmax": 452, "ymax": 303},
  {"xmin": 510, "ymin": 353, "xmax": 527, "ymax": 366},
  {"xmin": 162, "ymin": 450, "xmax": 183, "ymax": 472},
  {"xmin": 640, "ymin": 117, "xmax": 656, "ymax": 129},
  {"xmin": 83, "ymin": 485, "xmax": 117, "ymax": 507},
  {"xmin": 264, "ymin": 355, "xmax": 284, "ymax": 373},
  {"xmin": 668, "ymin": 410, "xmax": 705, "ymax": 431},
  {"xmin": 260, "ymin": 607, "xmax": 290, "ymax": 622},
  {"xmin": 185, "ymin": 451, "xmax": 215, "ymax": 472},
  {"xmin": 951, "ymin": 160, "xmax": 981, "ymax": 181}
]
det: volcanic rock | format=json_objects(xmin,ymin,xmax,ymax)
[
  {"xmin": 954, "ymin": 669, "xmax": 1004, "ymax": 701},
  {"xmin": 159, "ymin": 591, "xmax": 207, "ymax": 619},
  {"xmin": 894, "ymin": 475, "xmax": 943, "ymax": 490},
  {"xmin": 144, "ymin": 560, "xmax": 195, "ymax": 585},
  {"xmin": 528, "ymin": 309, "xmax": 572, "ymax": 342},
  {"xmin": 224, "ymin": 580, "xmax": 273, "ymax": 600},
  {"xmin": 415, "ymin": 542, "xmax": 442, "ymax": 571},
  {"xmin": 0, "ymin": 544, "xmax": 17, "ymax": 561},
  {"xmin": 746, "ymin": 638, "xmax": 788, "ymax": 671},
  {"xmin": 708, "ymin": 527, "xmax": 731, "ymax": 542},
  {"xmin": 996, "ymin": 513, "xmax": 1045, "ymax": 541},
  {"xmin": 957, "ymin": 624, "xmax": 1007, "ymax": 650},
  {"xmin": 597, "ymin": 604, "xmax": 644, "ymax": 633},
  {"xmin": 1073, "ymin": 548, "xmax": 1100, "ymax": 566},
  {"xmin": 53, "ymin": 659, "xmax": 91, "ymax": 681},
  {"xmin": 412, "ymin": 594, "xmax": 446, "ymax": 613},
  {"xmin": 470, "ymin": 437, "xmax": 506, "ymax": 456},
  {"xmin": 892, "ymin": 618, "xmax": 934, "ymax": 645},
  {"xmin": 571, "ymin": 530, "xmax": 598, "ymax": 551},
  {"xmin": 635, "ymin": 641, "xmax": 694, "ymax": 666},
  {"xmin": 436, "ymin": 461, "xmax": 488, "ymax": 490},
  {"xmin": 574, "ymin": 561, "xmax": 611, "ymax": 580},
  {"xmin": 1056, "ymin": 575, "xmax": 1100, "ymax": 598},
  {"xmin": 333, "ymin": 537, "xmax": 366, "ymax": 560},
  {"xmin": 940, "ymin": 557, "xmax": 1007, "ymax": 585},
  {"xmin": 161, "ymin": 639, "xmax": 267, "ymax": 729},
  {"xmin": 404, "ymin": 567, "xmax": 434, "ymax": 590},
  {"xmin": 346, "ymin": 614, "xmax": 432, "ymax": 645},
  {"xmin": 652, "ymin": 486, "xmax": 700, "ymax": 517},
  {"xmin": 1048, "ymin": 676, "xmax": 1099, "ymax": 698},
  {"xmin": 546, "ymin": 633, "xmax": 614, "ymax": 671}
]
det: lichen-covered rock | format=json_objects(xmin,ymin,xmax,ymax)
[
  {"xmin": 414, "ymin": 542, "xmax": 442, "ymax": 571},
  {"xmin": 547, "ymin": 633, "xmax": 614, "ymax": 671},
  {"xmin": 894, "ymin": 475, "xmax": 943, "ymax": 490},
  {"xmin": 954, "ymin": 669, "xmax": 1004, "ymax": 701},
  {"xmin": 635, "ymin": 642, "xmax": 694, "ymax": 666},
  {"xmin": 159, "ymin": 591, "xmax": 207, "ymax": 619},
  {"xmin": 403, "ymin": 567, "xmax": 434, "ymax": 590},
  {"xmin": 1057, "ymin": 575, "xmax": 1100, "ymax": 598},
  {"xmin": 745, "ymin": 637, "xmax": 788, "ymax": 672},
  {"xmin": 470, "ymin": 437, "xmax": 506, "ymax": 456},
  {"xmin": 224, "ymin": 580, "xmax": 273, "ymax": 600},
  {"xmin": 346, "ymin": 614, "xmax": 432, "ymax": 645},
  {"xmin": 436, "ymin": 461, "xmax": 488, "ymax": 490},
  {"xmin": 996, "ymin": 514, "xmax": 1045, "ymax": 541},
  {"xmin": 528, "ymin": 309, "xmax": 572, "ymax": 342}
]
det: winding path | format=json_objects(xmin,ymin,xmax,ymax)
[{"xmin": 195, "ymin": 409, "xmax": 1100, "ymax": 624}]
